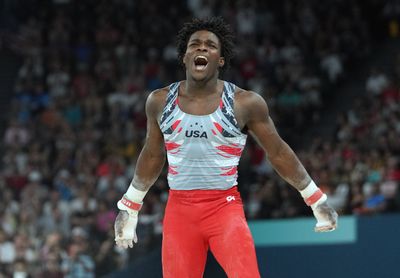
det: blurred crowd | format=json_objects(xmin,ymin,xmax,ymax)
[{"xmin": 0, "ymin": 0, "xmax": 399, "ymax": 277}]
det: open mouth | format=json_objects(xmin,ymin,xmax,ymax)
[{"xmin": 194, "ymin": 55, "xmax": 208, "ymax": 71}]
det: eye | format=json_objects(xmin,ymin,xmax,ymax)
[
  {"xmin": 188, "ymin": 42, "xmax": 199, "ymax": 47},
  {"xmin": 207, "ymin": 42, "xmax": 218, "ymax": 49}
]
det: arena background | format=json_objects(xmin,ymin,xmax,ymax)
[{"xmin": 0, "ymin": 0, "xmax": 399, "ymax": 277}]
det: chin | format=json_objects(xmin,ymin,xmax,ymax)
[
  {"xmin": 189, "ymin": 71, "xmax": 209, "ymax": 82},
  {"xmin": 192, "ymin": 74, "xmax": 208, "ymax": 82},
  {"xmin": 190, "ymin": 68, "xmax": 218, "ymax": 81}
]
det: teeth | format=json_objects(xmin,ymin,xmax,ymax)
[
  {"xmin": 195, "ymin": 55, "xmax": 208, "ymax": 60},
  {"xmin": 195, "ymin": 64, "xmax": 207, "ymax": 70},
  {"xmin": 194, "ymin": 55, "xmax": 208, "ymax": 71},
  {"xmin": 194, "ymin": 56, "xmax": 208, "ymax": 63}
]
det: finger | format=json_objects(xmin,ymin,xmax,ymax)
[
  {"xmin": 115, "ymin": 240, "xmax": 124, "ymax": 248},
  {"xmin": 315, "ymin": 226, "xmax": 334, "ymax": 232},
  {"xmin": 115, "ymin": 221, "xmax": 123, "ymax": 238},
  {"xmin": 128, "ymin": 240, "xmax": 133, "ymax": 248},
  {"xmin": 316, "ymin": 220, "xmax": 331, "ymax": 227},
  {"xmin": 122, "ymin": 239, "xmax": 129, "ymax": 249},
  {"xmin": 116, "ymin": 225, "xmax": 123, "ymax": 238},
  {"xmin": 133, "ymin": 232, "xmax": 138, "ymax": 243},
  {"xmin": 116, "ymin": 239, "xmax": 129, "ymax": 249},
  {"xmin": 315, "ymin": 224, "xmax": 336, "ymax": 232}
]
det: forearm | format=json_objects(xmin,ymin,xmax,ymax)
[
  {"xmin": 130, "ymin": 144, "xmax": 166, "ymax": 192},
  {"xmin": 115, "ymin": 144, "xmax": 165, "ymax": 247},
  {"xmin": 119, "ymin": 144, "xmax": 166, "ymax": 211},
  {"xmin": 268, "ymin": 141, "xmax": 311, "ymax": 191}
]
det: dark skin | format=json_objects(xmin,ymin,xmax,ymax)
[{"xmin": 115, "ymin": 30, "xmax": 337, "ymax": 240}]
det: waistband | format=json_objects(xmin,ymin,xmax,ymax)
[{"xmin": 169, "ymin": 186, "xmax": 239, "ymax": 199}]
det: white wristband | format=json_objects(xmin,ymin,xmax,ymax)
[
  {"xmin": 300, "ymin": 180, "xmax": 327, "ymax": 209},
  {"xmin": 117, "ymin": 183, "xmax": 148, "ymax": 214},
  {"xmin": 125, "ymin": 183, "xmax": 148, "ymax": 203}
]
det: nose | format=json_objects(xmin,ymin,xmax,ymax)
[{"xmin": 196, "ymin": 42, "xmax": 208, "ymax": 52}]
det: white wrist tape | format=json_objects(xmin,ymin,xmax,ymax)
[
  {"xmin": 300, "ymin": 180, "xmax": 327, "ymax": 210},
  {"xmin": 117, "ymin": 184, "xmax": 148, "ymax": 214},
  {"xmin": 125, "ymin": 184, "xmax": 148, "ymax": 203}
]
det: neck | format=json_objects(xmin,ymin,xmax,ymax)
[{"xmin": 184, "ymin": 75, "xmax": 220, "ymax": 97}]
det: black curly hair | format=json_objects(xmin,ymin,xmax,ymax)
[{"xmin": 176, "ymin": 17, "xmax": 235, "ymax": 74}]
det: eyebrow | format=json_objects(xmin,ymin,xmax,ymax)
[{"xmin": 189, "ymin": 38, "xmax": 218, "ymax": 45}]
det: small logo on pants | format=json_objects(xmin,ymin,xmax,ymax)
[{"xmin": 226, "ymin": 196, "xmax": 236, "ymax": 202}]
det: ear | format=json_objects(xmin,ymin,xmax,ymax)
[
  {"xmin": 219, "ymin": 57, "xmax": 225, "ymax": 68},
  {"xmin": 182, "ymin": 53, "xmax": 188, "ymax": 66}
]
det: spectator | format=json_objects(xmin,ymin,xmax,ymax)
[
  {"xmin": 3, "ymin": 120, "xmax": 30, "ymax": 147},
  {"xmin": 0, "ymin": 229, "xmax": 16, "ymax": 266},
  {"xmin": 320, "ymin": 50, "xmax": 343, "ymax": 83},
  {"xmin": 61, "ymin": 243, "xmax": 95, "ymax": 278},
  {"xmin": 366, "ymin": 68, "xmax": 389, "ymax": 97}
]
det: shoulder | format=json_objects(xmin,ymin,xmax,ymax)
[
  {"xmin": 146, "ymin": 87, "xmax": 169, "ymax": 119},
  {"xmin": 233, "ymin": 86, "xmax": 269, "ymax": 124},
  {"xmin": 234, "ymin": 87, "xmax": 267, "ymax": 107},
  {"xmin": 147, "ymin": 86, "xmax": 169, "ymax": 106},
  {"xmin": 146, "ymin": 86, "xmax": 170, "ymax": 118}
]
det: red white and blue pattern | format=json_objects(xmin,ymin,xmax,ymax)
[{"xmin": 159, "ymin": 81, "xmax": 247, "ymax": 190}]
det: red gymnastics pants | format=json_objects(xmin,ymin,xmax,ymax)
[{"xmin": 162, "ymin": 186, "xmax": 261, "ymax": 278}]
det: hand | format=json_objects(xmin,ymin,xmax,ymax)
[
  {"xmin": 114, "ymin": 210, "xmax": 138, "ymax": 248},
  {"xmin": 312, "ymin": 201, "xmax": 338, "ymax": 232}
]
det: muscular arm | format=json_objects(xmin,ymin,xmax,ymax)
[
  {"xmin": 114, "ymin": 90, "xmax": 167, "ymax": 248},
  {"xmin": 131, "ymin": 90, "xmax": 166, "ymax": 191},
  {"xmin": 236, "ymin": 91, "xmax": 310, "ymax": 191},
  {"xmin": 236, "ymin": 90, "xmax": 338, "ymax": 232}
]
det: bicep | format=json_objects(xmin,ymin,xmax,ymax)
[
  {"xmin": 142, "ymin": 93, "xmax": 166, "ymax": 157},
  {"xmin": 142, "ymin": 116, "xmax": 165, "ymax": 156},
  {"xmin": 248, "ymin": 115, "xmax": 286, "ymax": 159},
  {"xmin": 242, "ymin": 92, "xmax": 310, "ymax": 188},
  {"xmin": 243, "ymin": 94, "xmax": 286, "ymax": 158},
  {"xmin": 133, "ymin": 92, "xmax": 166, "ymax": 187}
]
